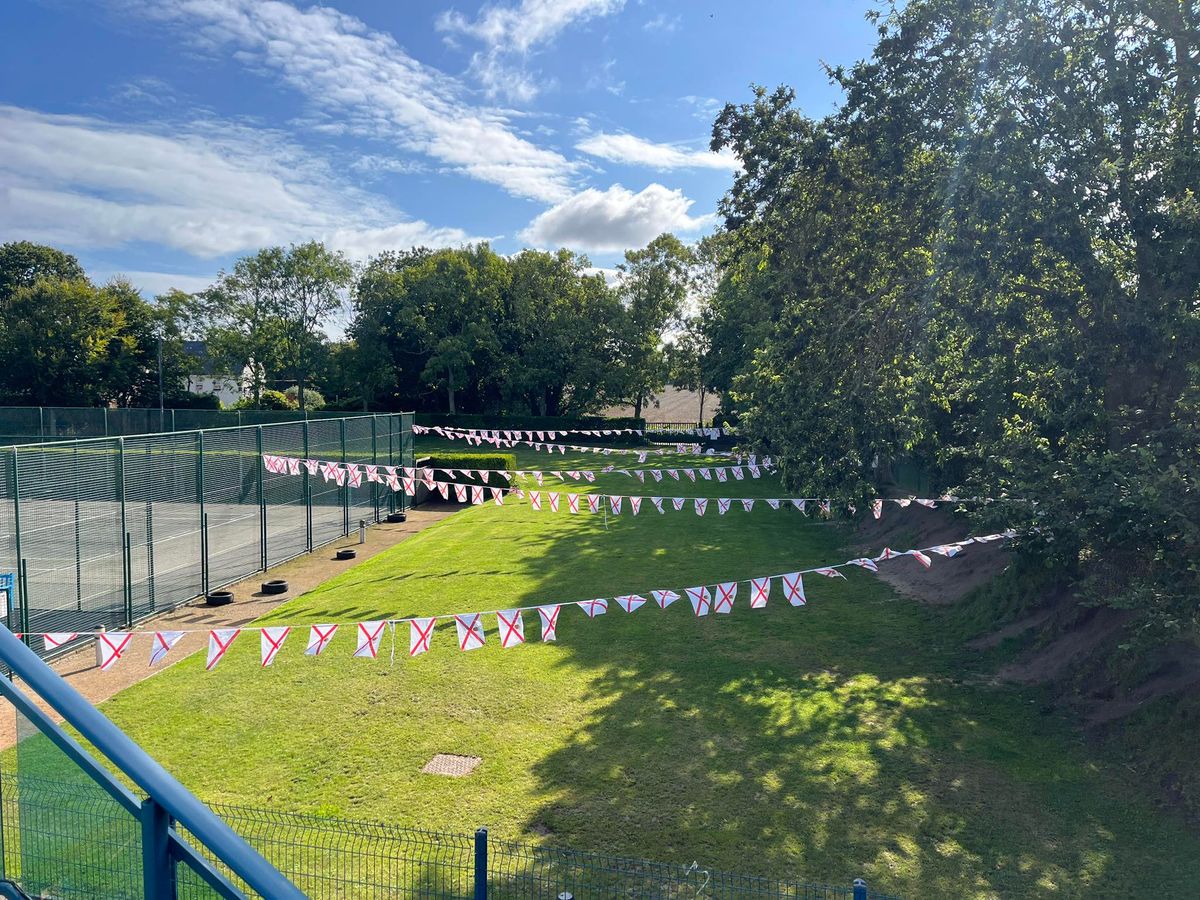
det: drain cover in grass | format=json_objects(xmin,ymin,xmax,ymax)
[{"xmin": 422, "ymin": 753, "xmax": 482, "ymax": 776}]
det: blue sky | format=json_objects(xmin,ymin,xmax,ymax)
[{"xmin": 1, "ymin": 0, "xmax": 881, "ymax": 297}]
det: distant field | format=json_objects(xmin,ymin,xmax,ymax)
[{"xmin": 84, "ymin": 440, "xmax": 1200, "ymax": 897}]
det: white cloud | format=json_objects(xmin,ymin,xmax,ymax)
[
  {"xmin": 643, "ymin": 13, "xmax": 680, "ymax": 32},
  {"xmin": 0, "ymin": 106, "xmax": 479, "ymax": 260},
  {"xmin": 438, "ymin": 0, "xmax": 624, "ymax": 102},
  {"xmin": 577, "ymin": 132, "xmax": 740, "ymax": 172},
  {"xmin": 521, "ymin": 183, "xmax": 714, "ymax": 252},
  {"xmin": 93, "ymin": 270, "xmax": 218, "ymax": 297},
  {"xmin": 124, "ymin": 0, "xmax": 578, "ymax": 202}
]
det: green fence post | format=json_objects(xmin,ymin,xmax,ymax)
[
  {"xmin": 257, "ymin": 425, "xmax": 267, "ymax": 571},
  {"xmin": 9, "ymin": 447, "xmax": 26, "ymax": 641},
  {"xmin": 340, "ymin": 418, "xmax": 349, "ymax": 536},
  {"xmin": 303, "ymin": 420, "xmax": 312, "ymax": 552},
  {"xmin": 141, "ymin": 796, "xmax": 176, "ymax": 898},
  {"xmin": 474, "ymin": 827, "xmax": 488, "ymax": 900},
  {"xmin": 197, "ymin": 431, "xmax": 207, "ymax": 597},
  {"xmin": 371, "ymin": 416, "xmax": 379, "ymax": 523},
  {"xmin": 103, "ymin": 406, "xmax": 109, "ymax": 437},
  {"xmin": 73, "ymin": 445, "xmax": 83, "ymax": 611},
  {"xmin": 117, "ymin": 437, "xmax": 130, "ymax": 627}
]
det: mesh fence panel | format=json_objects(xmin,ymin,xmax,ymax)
[{"xmin": 0, "ymin": 414, "xmax": 410, "ymax": 658}]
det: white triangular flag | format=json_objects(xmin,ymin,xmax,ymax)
[
  {"xmin": 353, "ymin": 621, "xmax": 387, "ymax": 659},
  {"xmin": 206, "ymin": 628, "xmax": 240, "ymax": 670},
  {"xmin": 98, "ymin": 632, "xmax": 132, "ymax": 671},
  {"xmin": 149, "ymin": 631, "xmax": 185, "ymax": 666},
  {"xmin": 454, "ymin": 613, "xmax": 486, "ymax": 651},
  {"xmin": 496, "ymin": 610, "xmax": 525, "ymax": 648},
  {"xmin": 260, "ymin": 626, "xmax": 291, "ymax": 667}
]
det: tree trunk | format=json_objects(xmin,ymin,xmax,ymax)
[
  {"xmin": 698, "ymin": 388, "xmax": 706, "ymax": 425},
  {"xmin": 447, "ymin": 367, "xmax": 456, "ymax": 414},
  {"xmin": 634, "ymin": 395, "xmax": 643, "ymax": 419}
]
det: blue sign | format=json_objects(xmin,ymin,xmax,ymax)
[{"xmin": 0, "ymin": 573, "xmax": 12, "ymax": 612}]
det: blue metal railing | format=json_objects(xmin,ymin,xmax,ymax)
[{"xmin": 0, "ymin": 625, "xmax": 302, "ymax": 898}]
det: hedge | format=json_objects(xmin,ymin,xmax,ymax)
[
  {"xmin": 414, "ymin": 413, "xmax": 645, "ymax": 432},
  {"xmin": 415, "ymin": 452, "xmax": 517, "ymax": 472}
]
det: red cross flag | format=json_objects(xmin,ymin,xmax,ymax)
[
  {"xmin": 929, "ymin": 544, "xmax": 963, "ymax": 557},
  {"xmin": 615, "ymin": 594, "xmax": 646, "ymax": 613},
  {"xmin": 496, "ymin": 610, "xmax": 525, "ymax": 648},
  {"xmin": 410, "ymin": 617, "xmax": 436, "ymax": 656},
  {"xmin": 685, "ymin": 469, "xmax": 696, "ymax": 482},
  {"xmin": 437, "ymin": 482, "xmax": 450, "ymax": 500},
  {"xmin": 334, "ymin": 466, "xmax": 347, "ymax": 487},
  {"xmin": 346, "ymin": 465, "xmax": 363, "ymax": 488},
  {"xmin": 403, "ymin": 476, "xmax": 416, "ymax": 494},
  {"xmin": 549, "ymin": 492, "xmax": 560, "ymax": 512},
  {"xmin": 149, "ymin": 630, "xmax": 185, "ymax": 666},
  {"xmin": 304, "ymin": 458, "xmax": 319, "ymax": 475},
  {"xmin": 453, "ymin": 483, "xmax": 467, "ymax": 502},
  {"xmin": 365, "ymin": 464, "xmax": 379, "ymax": 483},
  {"xmin": 260, "ymin": 626, "xmax": 291, "ymax": 667},
  {"xmin": 98, "ymin": 632, "xmax": 133, "ymax": 671},
  {"xmin": 353, "ymin": 621, "xmax": 387, "ymax": 659},
  {"xmin": 629, "ymin": 496, "xmax": 642, "ymax": 515},
  {"xmin": 908, "ymin": 550, "xmax": 933, "ymax": 568},
  {"xmin": 609, "ymin": 495, "xmax": 623, "ymax": 514},
  {"xmin": 715, "ymin": 468, "xmax": 728, "ymax": 483},
  {"xmin": 750, "ymin": 576, "xmax": 771, "ymax": 608},
  {"xmin": 668, "ymin": 469, "xmax": 680, "ymax": 480},
  {"xmin": 650, "ymin": 469, "xmax": 663, "ymax": 482},
  {"xmin": 850, "ymin": 558, "xmax": 879, "ymax": 573},
  {"xmin": 818, "ymin": 500, "xmax": 832, "ymax": 516},
  {"xmin": 713, "ymin": 582, "xmax": 737, "ymax": 614},
  {"xmin": 320, "ymin": 461, "xmax": 339, "ymax": 482},
  {"xmin": 717, "ymin": 498, "xmax": 731, "ymax": 515},
  {"xmin": 454, "ymin": 614, "xmax": 486, "ymax": 651},
  {"xmin": 206, "ymin": 628, "xmax": 240, "ymax": 670},
  {"xmin": 766, "ymin": 499, "xmax": 781, "ymax": 510},
  {"xmin": 43, "ymin": 632, "xmax": 78, "ymax": 652},
  {"xmin": 916, "ymin": 499, "xmax": 937, "ymax": 508},
  {"xmin": 567, "ymin": 470, "xmax": 580, "ymax": 480},
  {"xmin": 685, "ymin": 586, "xmax": 712, "ymax": 617},
  {"xmin": 699, "ymin": 468, "xmax": 711, "ymax": 480},
  {"xmin": 567, "ymin": 494, "xmax": 580, "ymax": 514},
  {"xmin": 634, "ymin": 470, "xmax": 645, "ymax": 483},
  {"xmin": 305, "ymin": 624, "xmax": 338, "ymax": 655},
  {"xmin": 875, "ymin": 547, "xmax": 901, "ymax": 561},
  {"xmin": 587, "ymin": 494, "xmax": 601, "ymax": 513},
  {"xmin": 287, "ymin": 457, "xmax": 301, "ymax": 475},
  {"xmin": 792, "ymin": 499, "xmax": 806, "ymax": 514},
  {"xmin": 472, "ymin": 486, "xmax": 484, "ymax": 505},
  {"xmin": 741, "ymin": 499, "xmax": 755, "ymax": 512},
  {"xmin": 530, "ymin": 490, "xmax": 542, "ymax": 511},
  {"xmin": 694, "ymin": 498, "xmax": 708, "ymax": 516},
  {"xmin": 651, "ymin": 497, "xmax": 664, "ymax": 513},
  {"xmin": 491, "ymin": 488, "xmax": 505, "ymax": 505},
  {"xmin": 577, "ymin": 599, "xmax": 608, "ymax": 618},
  {"xmin": 538, "ymin": 605, "xmax": 560, "ymax": 641},
  {"xmin": 387, "ymin": 472, "xmax": 400, "ymax": 491},
  {"xmin": 652, "ymin": 589, "xmax": 679, "ymax": 609},
  {"xmin": 748, "ymin": 465, "xmax": 760, "ymax": 478},
  {"xmin": 534, "ymin": 471, "xmax": 544, "ymax": 485},
  {"xmin": 781, "ymin": 572, "xmax": 807, "ymax": 606},
  {"xmin": 872, "ymin": 499, "xmax": 883, "ymax": 519},
  {"xmin": 672, "ymin": 497, "xmax": 686, "ymax": 511},
  {"xmin": 732, "ymin": 467, "xmax": 745, "ymax": 481},
  {"xmin": 814, "ymin": 567, "xmax": 846, "ymax": 578}
]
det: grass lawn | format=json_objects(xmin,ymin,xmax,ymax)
[{"xmin": 66, "ymin": 439, "xmax": 1200, "ymax": 896}]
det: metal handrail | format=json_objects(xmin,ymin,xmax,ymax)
[{"xmin": 0, "ymin": 625, "xmax": 303, "ymax": 898}]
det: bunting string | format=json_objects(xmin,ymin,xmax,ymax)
[{"xmin": 25, "ymin": 530, "xmax": 1015, "ymax": 668}]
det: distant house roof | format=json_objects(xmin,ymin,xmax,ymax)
[{"xmin": 183, "ymin": 340, "xmax": 215, "ymax": 376}]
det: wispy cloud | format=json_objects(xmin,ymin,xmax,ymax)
[
  {"xmin": 122, "ymin": 0, "xmax": 579, "ymax": 202},
  {"xmin": 577, "ymin": 132, "xmax": 740, "ymax": 171},
  {"xmin": 521, "ymin": 183, "xmax": 714, "ymax": 252},
  {"xmin": 0, "ymin": 106, "xmax": 478, "ymax": 259},
  {"xmin": 437, "ymin": 0, "xmax": 625, "ymax": 102},
  {"xmin": 643, "ymin": 13, "xmax": 681, "ymax": 32}
]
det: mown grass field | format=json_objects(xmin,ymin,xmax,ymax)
[{"xmin": 75, "ymin": 439, "xmax": 1200, "ymax": 896}]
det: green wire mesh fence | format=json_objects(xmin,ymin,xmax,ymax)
[{"xmin": 0, "ymin": 414, "xmax": 414, "ymax": 658}]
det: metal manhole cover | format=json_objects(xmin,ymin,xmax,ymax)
[{"xmin": 422, "ymin": 753, "xmax": 482, "ymax": 776}]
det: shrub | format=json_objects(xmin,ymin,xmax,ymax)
[
  {"xmin": 415, "ymin": 452, "xmax": 516, "ymax": 473},
  {"xmin": 233, "ymin": 389, "xmax": 295, "ymax": 411},
  {"xmin": 284, "ymin": 386, "xmax": 326, "ymax": 410}
]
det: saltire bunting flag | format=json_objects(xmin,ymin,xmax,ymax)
[
  {"xmin": 909, "ymin": 550, "xmax": 933, "ymax": 568},
  {"xmin": 695, "ymin": 498, "xmax": 708, "ymax": 516},
  {"xmin": 766, "ymin": 499, "xmax": 781, "ymax": 510},
  {"xmin": 851, "ymin": 558, "xmax": 879, "ymax": 573},
  {"xmin": 686, "ymin": 586, "xmax": 712, "ymax": 617},
  {"xmin": 651, "ymin": 469, "xmax": 663, "ymax": 482},
  {"xmin": 732, "ymin": 467, "xmax": 744, "ymax": 481},
  {"xmin": 497, "ymin": 610, "xmax": 525, "ymax": 648},
  {"xmin": 583, "ymin": 472, "xmax": 596, "ymax": 483},
  {"xmin": 98, "ymin": 632, "xmax": 133, "ymax": 671},
  {"xmin": 875, "ymin": 547, "xmax": 901, "ymax": 561},
  {"xmin": 410, "ymin": 618, "xmax": 437, "ymax": 656},
  {"xmin": 741, "ymin": 499, "xmax": 755, "ymax": 512},
  {"xmin": 609, "ymin": 495, "xmax": 623, "ymax": 514},
  {"xmin": 149, "ymin": 631, "xmax": 185, "ymax": 666},
  {"xmin": 651, "ymin": 497, "xmax": 664, "ymax": 513},
  {"xmin": 567, "ymin": 494, "xmax": 580, "ymax": 514},
  {"xmin": 814, "ymin": 567, "xmax": 846, "ymax": 578},
  {"xmin": 548, "ymin": 492, "xmax": 560, "ymax": 512},
  {"xmin": 819, "ymin": 500, "xmax": 832, "ymax": 516},
  {"xmin": 538, "ymin": 605, "xmax": 560, "ymax": 641},
  {"xmin": 43, "ymin": 632, "xmax": 78, "ymax": 652},
  {"xmin": 455, "ymin": 613, "xmax": 486, "ymax": 651},
  {"xmin": 353, "ymin": 621, "xmax": 387, "ymax": 659},
  {"xmin": 717, "ymin": 498, "xmax": 731, "ymax": 515},
  {"xmin": 304, "ymin": 459, "xmax": 319, "ymax": 475},
  {"xmin": 260, "ymin": 626, "xmax": 291, "ymax": 667},
  {"xmin": 872, "ymin": 499, "xmax": 883, "ymax": 519},
  {"xmin": 792, "ymin": 499, "xmax": 807, "ymax": 514},
  {"xmin": 333, "ymin": 466, "xmax": 346, "ymax": 487},
  {"xmin": 699, "ymin": 468, "xmax": 711, "ymax": 480},
  {"xmin": 672, "ymin": 497, "xmax": 686, "ymax": 511},
  {"xmin": 750, "ymin": 577, "xmax": 771, "ymax": 608},
  {"xmin": 577, "ymin": 599, "xmax": 608, "ymax": 618},
  {"xmin": 403, "ymin": 476, "xmax": 416, "ymax": 495},
  {"xmin": 530, "ymin": 491, "xmax": 542, "ymax": 511},
  {"xmin": 685, "ymin": 469, "xmax": 696, "ymax": 482},
  {"xmin": 346, "ymin": 465, "xmax": 362, "ymax": 488},
  {"xmin": 386, "ymin": 472, "xmax": 400, "ymax": 491},
  {"xmin": 713, "ymin": 582, "xmax": 737, "ymax": 614},
  {"xmin": 306, "ymin": 624, "xmax": 338, "ymax": 655},
  {"xmin": 287, "ymin": 457, "xmax": 301, "ymax": 476},
  {"xmin": 748, "ymin": 465, "xmax": 760, "ymax": 478},
  {"xmin": 587, "ymin": 495, "xmax": 601, "ymax": 513},
  {"xmin": 634, "ymin": 471, "xmax": 645, "ymax": 482},
  {"xmin": 206, "ymin": 628, "xmax": 240, "ymax": 670},
  {"xmin": 716, "ymin": 468, "xmax": 727, "ymax": 483},
  {"xmin": 471, "ymin": 486, "xmax": 484, "ymax": 505},
  {"xmin": 916, "ymin": 499, "xmax": 937, "ymax": 508},
  {"xmin": 437, "ymin": 482, "xmax": 450, "ymax": 500},
  {"xmin": 365, "ymin": 464, "xmax": 379, "ymax": 482},
  {"xmin": 629, "ymin": 496, "xmax": 642, "ymax": 515},
  {"xmin": 930, "ymin": 544, "xmax": 963, "ymax": 557},
  {"xmin": 652, "ymin": 589, "xmax": 679, "ymax": 609},
  {"xmin": 615, "ymin": 594, "xmax": 646, "ymax": 613},
  {"xmin": 782, "ymin": 572, "xmax": 807, "ymax": 606},
  {"xmin": 487, "ymin": 487, "xmax": 501, "ymax": 505},
  {"xmin": 455, "ymin": 484, "xmax": 468, "ymax": 503}
]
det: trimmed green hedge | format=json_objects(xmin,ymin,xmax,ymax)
[
  {"xmin": 415, "ymin": 413, "xmax": 644, "ymax": 431},
  {"xmin": 415, "ymin": 452, "xmax": 516, "ymax": 472}
]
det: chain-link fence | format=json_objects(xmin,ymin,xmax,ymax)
[{"xmin": 0, "ymin": 414, "xmax": 414, "ymax": 658}]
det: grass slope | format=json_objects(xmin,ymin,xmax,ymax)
[{"xmin": 86, "ymin": 441, "xmax": 1199, "ymax": 897}]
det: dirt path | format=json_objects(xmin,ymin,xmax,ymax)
[{"xmin": 0, "ymin": 505, "xmax": 458, "ymax": 750}]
